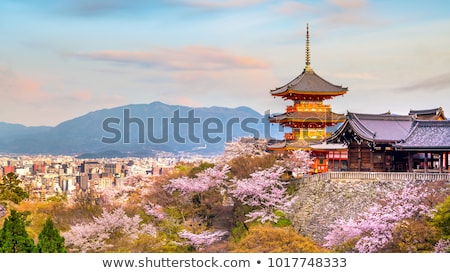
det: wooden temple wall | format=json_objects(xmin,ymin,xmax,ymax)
[{"xmin": 347, "ymin": 141, "xmax": 392, "ymax": 171}]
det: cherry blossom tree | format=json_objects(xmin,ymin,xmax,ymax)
[
  {"xmin": 215, "ymin": 137, "xmax": 268, "ymax": 163},
  {"xmin": 63, "ymin": 207, "xmax": 154, "ymax": 252},
  {"xmin": 434, "ymin": 239, "xmax": 450, "ymax": 253},
  {"xmin": 97, "ymin": 174, "xmax": 153, "ymax": 206},
  {"xmin": 178, "ymin": 229, "xmax": 228, "ymax": 251},
  {"xmin": 144, "ymin": 202, "xmax": 165, "ymax": 221},
  {"xmin": 230, "ymin": 166, "xmax": 297, "ymax": 223},
  {"xmin": 63, "ymin": 221, "xmax": 109, "ymax": 252},
  {"xmin": 163, "ymin": 165, "xmax": 230, "ymax": 195},
  {"xmin": 323, "ymin": 181, "xmax": 436, "ymax": 252},
  {"xmin": 283, "ymin": 149, "xmax": 314, "ymax": 177}
]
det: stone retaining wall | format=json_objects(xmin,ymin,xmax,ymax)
[{"xmin": 289, "ymin": 179, "xmax": 409, "ymax": 244}]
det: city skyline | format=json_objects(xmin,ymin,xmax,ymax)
[{"xmin": 1, "ymin": 0, "xmax": 450, "ymax": 126}]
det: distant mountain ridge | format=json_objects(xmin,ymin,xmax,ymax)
[{"xmin": 0, "ymin": 101, "xmax": 280, "ymax": 157}]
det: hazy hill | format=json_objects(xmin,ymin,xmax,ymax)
[{"xmin": 0, "ymin": 101, "xmax": 280, "ymax": 157}]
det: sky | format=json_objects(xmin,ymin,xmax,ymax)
[{"xmin": 1, "ymin": 0, "xmax": 450, "ymax": 126}]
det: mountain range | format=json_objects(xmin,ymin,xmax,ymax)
[{"xmin": 0, "ymin": 101, "xmax": 282, "ymax": 158}]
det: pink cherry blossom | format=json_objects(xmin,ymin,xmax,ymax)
[
  {"xmin": 163, "ymin": 165, "xmax": 230, "ymax": 195},
  {"xmin": 178, "ymin": 229, "xmax": 228, "ymax": 250},
  {"xmin": 144, "ymin": 202, "xmax": 165, "ymax": 221},
  {"xmin": 324, "ymin": 181, "xmax": 436, "ymax": 253},
  {"xmin": 230, "ymin": 166, "xmax": 296, "ymax": 223},
  {"xmin": 63, "ymin": 207, "xmax": 151, "ymax": 252}
]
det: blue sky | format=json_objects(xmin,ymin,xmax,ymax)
[{"xmin": 1, "ymin": 0, "xmax": 450, "ymax": 126}]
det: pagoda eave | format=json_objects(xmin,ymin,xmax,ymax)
[
  {"xmin": 270, "ymin": 120, "xmax": 341, "ymax": 127},
  {"xmin": 271, "ymin": 91, "xmax": 346, "ymax": 101}
]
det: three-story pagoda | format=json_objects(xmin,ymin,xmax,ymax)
[{"xmin": 268, "ymin": 24, "xmax": 348, "ymax": 172}]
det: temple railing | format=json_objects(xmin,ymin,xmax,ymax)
[{"xmin": 297, "ymin": 172, "xmax": 450, "ymax": 183}]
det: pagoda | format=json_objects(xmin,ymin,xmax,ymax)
[{"xmin": 268, "ymin": 24, "xmax": 348, "ymax": 172}]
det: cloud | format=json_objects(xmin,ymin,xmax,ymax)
[
  {"xmin": 395, "ymin": 72, "xmax": 450, "ymax": 93},
  {"xmin": 323, "ymin": 0, "xmax": 384, "ymax": 27},
  {"xmin": 70, "ymin": 46, "xmax": 270, "ymax": 71},
  {"xmin": 179, "ymin": 0, "xmax": 265, "ymax": 9},
  {"xmin": 328, "ymin": 0, "xmax": 367, "ymax": 9},
  {"xmin": 0, "ymin": 66, "xmax": 129, "ymax": 126},
  {"xmin": 333, "ymin": 72, "xmax": 376, "ymax": 80},
  {"xmin": 275, "ymin": 1, "xmax": 316, "ymax": 15},
  {"xmin": 276, "ymin": 0, "xmax": 380, "ymax": 28},
  {"xmin": 172, "ymin": 96, "xmax": 202, "ymax": 107},
  {"xmin": 71, "ymin": 90, "xmax": 94, "ymax": 101},
  {"xmin": 59, "ymin": 0, "xmax": 151, "ymax": 16},
  {"xmin": 0, "ymin": 67, "xmax": 50, "ymax": 102},
  {"xmin": 56, "ymin": 0, "xmax": 265, "ymax": 16}
]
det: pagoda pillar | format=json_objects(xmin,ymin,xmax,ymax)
[
  {"xmin": 445, "ymin": 152, "xmax": 448, "ymax": 170},
  {"xmin": 408, "ymin": 152, "xmax": 413, "ymax": 172}
]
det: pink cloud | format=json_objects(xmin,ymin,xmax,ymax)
[
  {"xmin": 72, "ymin": 90, "xmax": 94, "ymax": 101},
  {"xmin": 328, "ymin": 0, "xmax": 367, "ymax": 9},
  {"xmin": 182, "ymin": 0, "xmax": 265, "ymax": 9},
  {"xmin": 0, "ymin": 68, "xmax": 50, "ymax": 102},
  {"xmin": 172, "ymin": 96, "xmax": 202, "ymax": 107},
  {"xmin": 395, "ymin": 72, "xmax": 450, "ymax": 93},
  {"xmin": 275, "ymin": 1, "xmax": 315, "ymax": 15},
  {"xmin": 274, "ymin": 0, "xmax": 379, "ymax": 28},
  {"xmin": 71, "ymin": 45, "xmax": 270, "ymax": 71}
]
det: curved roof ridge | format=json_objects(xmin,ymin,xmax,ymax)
[
  {"xmin": 270, "ymin": 69, "xmax": 348, "ymax": 95},
  {"xmin": 270, "ymin": 71, "xmax": 306, "ymax": 92},
  {"xmin": 346, "ymin": 111, "xmax": 411, "ymax": 121},
  {"xmin": 409, "ymin": 107, "xmax": 442, "ymax": 114},
  {"xmin": 399, "ymin": 119, "xmax": 420, "ymax": 143},
  {"xmin": 414, "ymin": 118, "xmax": 450, "ymax": 127},
  {"xmin": 347, "ymin": 112, "xmax": 376, "ymax": 140}
]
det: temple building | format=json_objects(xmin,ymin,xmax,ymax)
[
  {"xmin": 266, "ymin": 24, "xmax": 450, "ymax": 174},
  {"xmin": 326, "ymin": 109, "xmax": 450, "ymax": 172},
  {"xmin": 268, "ymin": 24, "xmax": 348, "ymax": 172}
]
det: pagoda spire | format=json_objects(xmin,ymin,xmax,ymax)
[{"xmin": 305, "ymin": 23, "xmax": 313, "ymax": 72}]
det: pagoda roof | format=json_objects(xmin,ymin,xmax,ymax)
[
  {"xmin": 310, "ymin": 142, "xmax": 348, "ymax": 151},
  {"xmin": 393, "ymin": 120, "xmax": 450, "ymax": 151},
  {"xmin": 270, "ymin": 69, "xmax": 348, "ymax": 97},
  {"xmin": 266, "ymin": 141, "xmax": 288, "ymax": 150},
  {"xmin": 270, "ymin": 111, "xmax": 345, "ymax": 124},
  {"xmin": 408, "ymin": 107, "xmax": 446, "ymax": 120},
  {"xmin": 327, "ymin": 111, "xmax": 413, "ymax": 144},
  {"xmin": 266, "ymin": 139, "xmax": 317, "ymax": 150},
  {"xmin": 270, "ymin": 24, "xmax": 348, "ymax": 99},
  {"xmin": 286, "ymin": 140, "xmax": 312, "ymax": 149}
]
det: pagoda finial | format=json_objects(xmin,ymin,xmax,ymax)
[{"xmin": 305, "ymin": 23, "xmax": 313, "ymax": 71}]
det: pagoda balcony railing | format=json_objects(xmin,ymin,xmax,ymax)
[
  {"xmin": 297, "ymin": 171, "xmax": 450, "ymax": 183},
  {"xmin": 287, "ymin": 104, "xmax": 331, "ymax": 113},
  {"xmin": 285, "ymin": 132, "xmax": 296, "ymax": 140}
]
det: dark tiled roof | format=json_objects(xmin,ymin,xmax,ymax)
[
  {"xmin": 328, "ymin": 112, "xmax": 413, "ymax": 143},
  {"xmin": 394, "ymin": 120, "xmax": 450, "ymax": 151},
  {"xmin": 270, "ymin": 69, "xmax": 348, "ymax": 95},
  {"xmin": 286, "ymin": 139, "xmax": 312, "ymax": 149},
  {"xmin": 266, "ymin": 142, "xmax": 287, "ymax": 150},
  {"xmin": 408, "ymin": 107, "xmax": 446, "ymax": 120}
]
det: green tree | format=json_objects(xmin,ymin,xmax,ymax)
[
  {"xmin": 431, "ymin": 195, "xmax": 450, "ymax": 239},
  {"xmin": 37, "ymin": 217, "xmax": 67, "ymax": 253},
  {"xmin": 230, "ymin": 224, "xmax": 328, "ymax": 253},
  {"xmin": 0, "ymin": 172, "xmax": 29, "ymax": 204},
  {"xmin": 0, "ymin": 209, "xmax": 36, "ymax": 253}
]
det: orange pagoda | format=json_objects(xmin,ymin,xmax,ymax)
[{"xmin": 268, "ymin": 24, "xmax": 348, "ymax": 172}]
